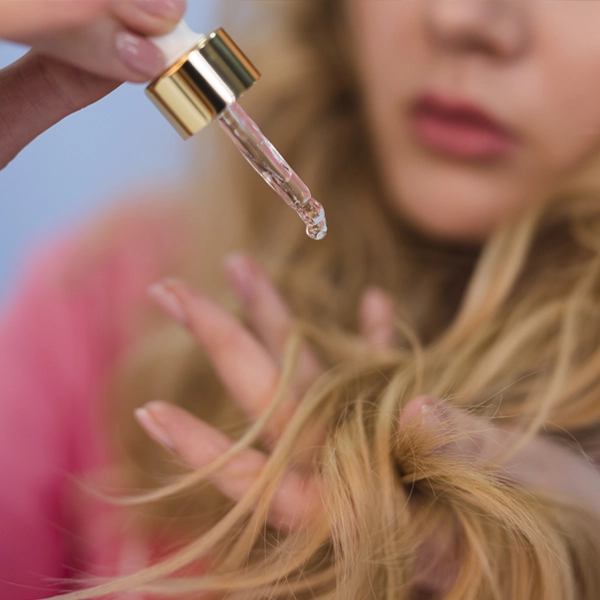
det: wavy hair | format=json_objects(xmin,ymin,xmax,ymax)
[{"xmin": 51, "ymin": 1, "xmax": 600, "ymax": 598}]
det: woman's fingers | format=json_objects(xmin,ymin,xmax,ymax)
[
  {"xmin": 399, "ymin": 396, "xmax": 496, "ymax": 595},
  {"xmin": 4, "ymin": 0, "xmax": 186, "ymax": 84},
  {"xmin": 110, "ymin": 0, "xmax": 186, "ymax": 37},
  {"xmin": 135, "ymin": 401, "xmax": 322, "ymax": 531},
  {"xmin": 402, "ymin": 396, "xmax": 600, "ymax": 522},
  {"xmin": 223, "ymin": 254, "xmax": 295, "ymax": 361},
  {"xmin": 223, "ymin": 254, "xmax": 322, "ymax": 391},
  {"xmin": 148, "ymin": 279, "xmax": 299, "ymax": 444},
  {"xmin": 399, "ymin": 395, "xmax": 507, "ymax": 460},
  {"xmin": 29, "ymin": 0, "xmax": 187, "ymax": 84},
  {"xmin": 0, "ymin": 52, "xmax": 118, "ymax": 170},
  {"xmin": 223, "ymin": 255, "xmax": 331, "ymax": 460},
  {"xmin": 0, "ymin": 0, "xmax": 108, "ymax": 43},
  {"xmin": 0, "ymin": 0, "xmax": 186, "ymax": 169},
  {"xmin": 45, "ymin": 0, "xmax": 186, "ymax": 81},
  {"xmin": 2, "ymin": 0, "xmax": 184, "ymax": 44},
  {"xmin": 359, "ymin": 287, "xmax": 396, "ymax": 348},
  {"xmin": 33, "ymin": 17, "xmax": 166, "ymax": 83}
]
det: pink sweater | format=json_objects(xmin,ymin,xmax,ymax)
[{"xmin": 0, "ymin": 218, "xmax": 179, "ymax": 599}]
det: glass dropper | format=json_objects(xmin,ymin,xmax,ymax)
[
  {"xmin": 147, "ymin": 22, "xmax": 327, "ymax": 241},
  {"xmin": 217, "ymin": 102, "xmax": 327, "ymax": 240}
]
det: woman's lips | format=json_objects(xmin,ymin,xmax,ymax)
[{"xmin": 409, "ymin": 92, "xmax": 518, "ymax": 160}]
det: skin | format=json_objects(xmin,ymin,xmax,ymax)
[
  {"xmin": 140, "ymin": 266, "xmax": 600, "ymax": 596},
  {"xmin": 4, "ymin": 0, "xmax": 599, "ymax": 595},
  {"xmin": 347, "ymin": 0, "xmax": 600, "ymax": 242},
  {"xmin": 0, "ymin": 0, "xmax": 186, "ymax": 170},
  {"xmin": 132, "ymin": 1, "xmax": 600, "ymax": 595}
]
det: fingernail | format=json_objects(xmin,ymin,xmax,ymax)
[
  {"xmin": 135, "ymin": 0, "xmax": 185, "ymax": 20},
  {"xmin": 147, "ymin": 281, "xmax": 187, "ymax": 325},
  {"xmin": 134, "ymin": 404, "xmax": 175, "ymax": 450},
  {"xmin": 362, "ymin": 287, "xmax": 389, "ymax": 310},
  {"xmin": 223, "ymin": 254, "xmax": 256, "ymax": 304},
  {"xmin": 421, "ymin": 403, "xmax": 435, "ymax": 425},
  {"xmin": 420, "ymin": 398, "xmax": 443, "ymax": 427},
  {"xmin": 116, "ymin": 31, "xmax": 165, "ymax": 78}
]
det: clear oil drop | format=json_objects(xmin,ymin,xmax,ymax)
[{"xmin": 217, "ymin": 102, "xmax": 327, "ymax": 241}]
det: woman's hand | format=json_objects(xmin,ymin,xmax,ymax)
[
  {"xmin": 137, "ymin": 254, "xmax": 600, "ymax": 595},
  {"xmin": 140, "ymin": 253, "xmax": 396, "ymax": 529},
  {"xmin": 0, "ymin": 0, "xmax": 185, "ymax": 170}
]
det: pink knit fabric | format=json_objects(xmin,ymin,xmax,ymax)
[{"xmin": 0, "ymin": 220, "xmax": 179, "ymax": 599}]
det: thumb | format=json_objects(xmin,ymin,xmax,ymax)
[
  {"xmin": 400, "ymin": 396, "xmax": 600, "ymax": 525},
  {"xmin": 399, "ymin": 395, "xmax": 508, "ymax": 463},
  {"xmin": 0, "ymin": 52, "xmax": 118, "ymax": 170}
]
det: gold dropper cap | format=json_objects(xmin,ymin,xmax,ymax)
[{"xmin": 146, "ymin": 28, "xmax": 261, "ymax": 140}]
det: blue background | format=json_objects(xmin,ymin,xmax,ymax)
[{"xmin": 0, "ymin": 2, "xmax": 218, "ymax": 297}]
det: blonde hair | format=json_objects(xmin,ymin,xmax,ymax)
[{"xmin": 54, "ymin": 1, "xmax": 600, "ymax": 598}]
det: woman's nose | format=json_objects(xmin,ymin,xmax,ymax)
[{"xmin": 425, "ymin": 0, "xmax": 528, "ymax": 59}]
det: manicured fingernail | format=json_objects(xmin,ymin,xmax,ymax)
[
  {"xmin": 223, "ymin": 254, "xmax": 256, "ymax": 304},
  {"xmin": 135, "ymin": 0, "xmax": 185, "ymax": 20},
  {"xmin": 135, "ymin": 404, "xmax": 175, "ymax": 450},
  {"xmin": 420, "ymin": 398, "xmax": 443, "ymax": 427},
  {"xmin": 421, "ymin": 403, "xmax": 435, "ymax": 423},
  {"xmin": 148, "ymin": 281, "xmax": 187, "ymax": 325},
  {"xmin": 116, "ymin": 31, "xmax": 165, "ymax": 77},
  {"xmin": 362, "ymin": 287, "xmax": 389, "ymax": 310}
]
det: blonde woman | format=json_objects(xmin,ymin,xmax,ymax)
[{"xmin": 3, "ymin": 1, "xmax": 600, "ymax": 598}]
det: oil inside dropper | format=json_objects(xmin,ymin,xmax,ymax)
[{"xmin": 217, "ymin": 102, "xmax": 327, "ymax": 241}]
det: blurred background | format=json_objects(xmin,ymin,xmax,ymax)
[{"xmin": 0, "ymin": 1, "xmax": 219, "ymax": 298}]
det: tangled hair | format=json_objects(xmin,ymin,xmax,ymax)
[{"xmin": 53, "ymin": 1, "xmax": 600, "ymax": 598}]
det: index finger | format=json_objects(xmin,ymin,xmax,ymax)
[
  {"xmin": 148, "ymin": 279, "xmax": 301, "ymax": 446},
  {"xmin": 0, "ymin": 0, "xmax": 107, "ymax": 44}
]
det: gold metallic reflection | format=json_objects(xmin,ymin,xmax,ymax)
[{"xmin": 146, "ymin": 28, "xmax": 261, "ymax": 139}]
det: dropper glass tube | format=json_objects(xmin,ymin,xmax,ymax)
[
  {"xmin": 146, "ymin": 25, "xmax": 327, "ymax": 241},
  {"xmin": 217, "ymin": 102, "xmax": 327, "ymax": 241}
]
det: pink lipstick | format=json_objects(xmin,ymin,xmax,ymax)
[{"xmin": 410, "ymin": 92, "xmax": 517, "ymax": 160}]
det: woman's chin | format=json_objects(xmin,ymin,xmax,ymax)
[
  {"xmin": 383, "ymin": 157, "xmax": 527, "ymax": 244},
  {"xmin": 397, "ymin": 201, "xmax": 497, "ymax": 246}
]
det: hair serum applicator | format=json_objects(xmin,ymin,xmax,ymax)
[{"xmin": 146, "ymin": 22, "xmax": 327, "ymax": 241}]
